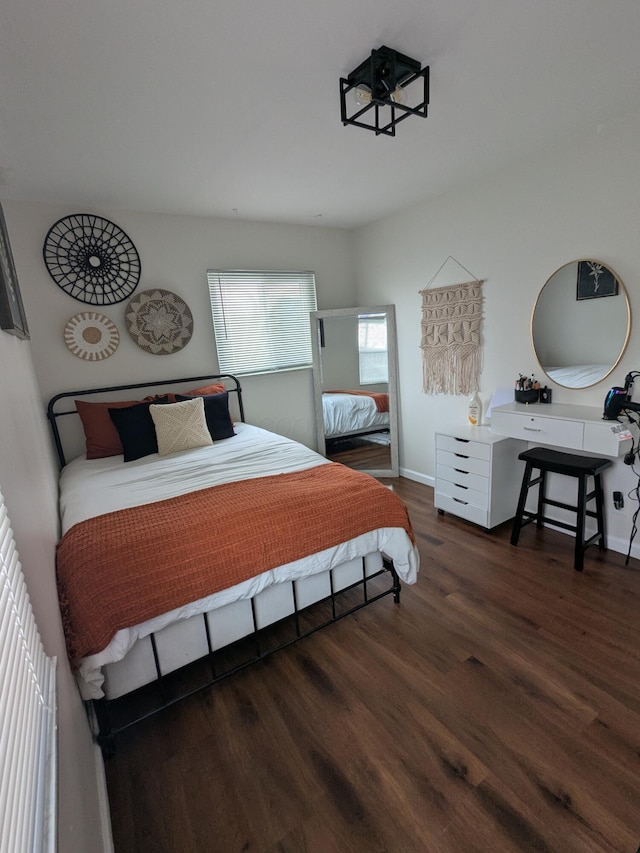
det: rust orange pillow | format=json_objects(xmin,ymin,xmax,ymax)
[
  {"xmin": 185, "ymin": 382, "xmax": 226, "ymax": 396},
  {"xmin": 76, "ymin": 396, "xmax": 164, "ymax": 459},
  {"xmin": 166, "ymin": 383, "xmax": 226, "ymax": 404}
]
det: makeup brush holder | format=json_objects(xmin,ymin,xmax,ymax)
[{"xmin": 515, "ymin": 389, "xmax": 539, "ymax": 404}]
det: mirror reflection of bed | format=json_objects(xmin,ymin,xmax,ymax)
[{"xmin": 311, "ymin": 305, "xmax": 399, "ymax": 477}]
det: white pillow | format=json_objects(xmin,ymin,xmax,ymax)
[{"xmin": 150, "ymin": 397, "xmax": 213, "ymax": 456}]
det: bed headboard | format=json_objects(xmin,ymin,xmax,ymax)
[{"xmin": 46, "ymin": 373, "xmax": 244, "ymax": 468}]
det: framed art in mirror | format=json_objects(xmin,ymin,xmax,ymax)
[
  {"xmin": 0, "ymin": 203, "xmax": 29, "ymax": 340},
  {"xmin": 576, "ymin": 260, "xmax": 619, "ymax": 300}
]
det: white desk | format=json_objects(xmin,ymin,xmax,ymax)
[{"xmin": 490, "ymin": 402, "xmax": 633, "ymax": 457}]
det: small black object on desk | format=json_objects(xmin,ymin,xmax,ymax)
[{"xmin": 514, "ymin": 389, "xmax": 539, "ymax": 404}]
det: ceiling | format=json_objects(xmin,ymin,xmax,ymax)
[{"xmin": 2, "ymin": 0, "xmax": 640, "ymax": 229}]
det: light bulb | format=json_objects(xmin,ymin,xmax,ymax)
[
  {"xmin": 390, "ymin": 86, "xmax": 405, "ymax": 104},
  {"xmin": 353, "ymin": 84, "xmax": 372, "ymax": 106}
]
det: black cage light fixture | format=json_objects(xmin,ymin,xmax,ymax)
[{"xmin": 340, "ymin": 45, "xmax": 429, "ymax": 137}]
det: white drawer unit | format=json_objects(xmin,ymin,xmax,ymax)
[{"xmin": 434, "ymin": 426, "xmax": 527, "ymax": 529}]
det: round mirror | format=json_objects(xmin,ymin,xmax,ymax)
[{"xmin": 531, "ymin": 260, "xmax": 630, "ymax": 388}]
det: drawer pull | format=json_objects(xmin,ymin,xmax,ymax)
[
  {"xmin": 454, "ymin": 484, "xmax": 469, "ymax": 490},
  {"xmin": 453, "ymin": 497, "xmax": 469, "ymax": 505},
  {"xmin": 453, "ymin": 438, "xmax": 470, "ymax": 443},
  {"xmin": 453, "ymin": 468, "xmax": 469, "ymax": 474},
  {"xmin": 454, "ymin": 453, "xmax": 470, "ymax": 459},
  {"xmin": 523, "ymin": 427, "xmax": 542, "ymax": 432}
]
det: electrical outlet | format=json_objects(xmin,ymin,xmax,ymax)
[{"xmin": 613, "ymin": 491, "xmax": 624, "ymax": 510}]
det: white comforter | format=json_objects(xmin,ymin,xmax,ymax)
[
  {"xmin": 60, "ymin": 423, "xmax": 329, "ymax": 532},
  {"xmin": 544, "ymin": 364, "xmax": 611, "ymax": 388},
  {"xmin": 60, "ymin": 424, "xmax": 419, "ymax": 698},
  {"xmin": 321, "ymin": 393, "xmax": 389, "ymax": 438}
]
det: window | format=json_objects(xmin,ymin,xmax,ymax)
[
  {"xmin": 358, "ymin": 313, "xmax": 388, "ymax": 384},
  {"xmin": 207, "ymin": 270, "xmax": 317, "ymax": 376},
  {"xmin": 0, "ymin": 487, "xmax": 57, "ymax": 852}
]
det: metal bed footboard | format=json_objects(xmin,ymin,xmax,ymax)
[{"xmin": 92, "ymin": 557, "xmax": 401, "ymax": 757}]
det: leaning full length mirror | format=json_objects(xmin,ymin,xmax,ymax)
[
  {"xmin": 311, "ymin": 305, "xmax": 399, "ymax": 477},
  {"xmin": 531, "ymin": 259, "xmax": 631, "ymax": 389}
]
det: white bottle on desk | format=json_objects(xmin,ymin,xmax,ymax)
[{"xmin": 468, "ymin": 392, "xmax": 483, "ymax": 426}]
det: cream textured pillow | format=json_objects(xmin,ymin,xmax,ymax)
[{"xmin": 150, "ymin": 397, "xmax": 213, "ymax": 456}]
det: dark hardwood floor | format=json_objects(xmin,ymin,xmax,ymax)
[
  {"xmin": 326, "ymin": 435, "xmax": 391, "ymax": 470},
  {"xmin": 105, "ymin": 478, "xmax": 640, "ymax": 853}
]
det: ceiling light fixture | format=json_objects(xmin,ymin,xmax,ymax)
[{"xmin": 340, "ymin": 45, "xmax": 429, "ymax": 137}]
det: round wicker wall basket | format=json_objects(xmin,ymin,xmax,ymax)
[
  {"xmin": 125, "ymin": 288, "xmax": 193, "ymax": 355},
  {"xmin": 64, "ymin": 312, "xmax": 120, "ymax": 361}
]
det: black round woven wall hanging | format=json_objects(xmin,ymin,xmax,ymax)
[{"xmin": 43, "ymin": 213, "xmax": 141, "ymax": 305}]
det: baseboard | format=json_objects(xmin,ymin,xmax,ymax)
[
  {"xmin": 400, "ymin": 467, "xmax": 434, "ymax": 487},
  {"xmin": 586, "ymin": 531, "xmax": 639, "ymax": 562},
  {"xmin": 94, "ymin": 742, "xmax": 114, "ymax": 853}
]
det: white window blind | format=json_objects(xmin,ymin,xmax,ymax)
[
  {"xmin": 0, "ymin": 488, "xmax": 57, "ymax": 853},
  {"xmin": 358, "ymin": 313, "xmax": 389, "ymax": 384},
  {"xmin": 207, "ymin": 270, "xmax": 317, "ymax": 376}
]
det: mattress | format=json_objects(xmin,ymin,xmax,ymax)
[
  {"xmin": 59, "ymin": 424, "xmax": 418, "ymax": 699},
  {"xmin": 322, "ymin": 392, "xmax": 390, "ymax": 437}
]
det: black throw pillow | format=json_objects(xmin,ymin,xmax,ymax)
[
  {"xmin": 175, "ymin": 392, "xmax": 236, "ymax": 441},
  {"xmin": 108, "ymin": 397, "xmax": 170, "ymax": 462}
]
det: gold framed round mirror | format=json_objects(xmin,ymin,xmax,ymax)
[{"xmin": 531, "ymin": 259, "xmax": 630, "ymax": 389}]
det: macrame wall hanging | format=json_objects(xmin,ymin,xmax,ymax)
[{"xmin": 420, "ymin": 256, "xmax": 484, "ymax": 395}]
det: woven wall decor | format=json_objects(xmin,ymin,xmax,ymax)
[
  {"xmin": 43, "ymin": 213, "xmax": 141, "ymax": 305},
  {"xmin": 125, "ymin": 288, "xmax": 193, "ymax": 355},
  {"xmin": 64, "ymin": 311, "xmax": 120, "ymax": 361},
  {"xmin": 420, "ymin": 280, "xmax": 484, "ymax": 395}
]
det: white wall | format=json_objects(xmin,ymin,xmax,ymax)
[
  {"xmin": 0, "ymin": 332, "xmax": 107, "ymax": 852},
  {"xmin": 319, "ymin": 315, "xmax": 361, "ymax": 389},
  {"xmin": 5, "ymin": 203, "xmax": 357, "ymax": 451},
  {"xmin": 353, "ymin": 107, "xmax": 640, "ymax": 557}
]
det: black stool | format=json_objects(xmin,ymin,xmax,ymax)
[{"xmin": 510, "ymin": 447, "xmax": 612, "ymax": 571}]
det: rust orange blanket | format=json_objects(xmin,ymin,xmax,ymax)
[
  {"xmin": 325, "ymin": 390, "xmax": 389, "ymax": 413},
  {"xmin": 56, "ymin": 463, "xmax": 414, "ymax": 666}
]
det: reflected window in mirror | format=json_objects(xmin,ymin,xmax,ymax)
[
  {"xmin": 358, "ymin": 313, "xmax": 388, "ymax": 384},
  {"xmin": 310, "ymin": 306, "xmax": 399, "ymax": 477},
  {"xmin": 531, "ymin": 260, "xmax": 630, "ymax": 389}
]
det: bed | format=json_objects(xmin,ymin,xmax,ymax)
[
  {"xmin": 321, "ymin": 390, "xmax": 390, "ymax": 439},
  {"xmin": 544, "ymin": 364, "xmax": 611, "ymax": 387},
  {"xmin": 49, "ymin": 374, "xmax": 419, "ymax": 754}
]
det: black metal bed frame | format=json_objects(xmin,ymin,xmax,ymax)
[
  {"xmin": 47, "ymin": 374, "xmax": 402, "ymax": 756},
  {"xmin": 93, "ymin": 557, "xmax": 400, "ymax": 757},
  {"xmin": 47, "ymin": 372, "xmax": 245, "ymax": 468},
  {"xmin": 326, "ymin": 426, "xmax": 391, "ymax": 449}
]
